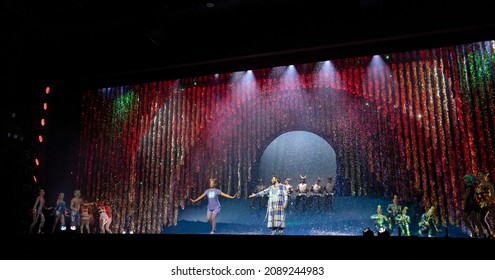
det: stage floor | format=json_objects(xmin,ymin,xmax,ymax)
[
  {"xmin": 162, "ymin": 196, "xmax": 469, "ymax": 238},
  {"xmin": 12, "ymin": 196, "xmax": 494, "ymax": 260}
]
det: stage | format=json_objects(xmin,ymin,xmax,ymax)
[
  {"xmin": 10, "ymin": 196, "xmax": 495, "ymax": 260},
  {"xmin": 163, "ymin": 196, "xmax": 468, "ymax": 237}
]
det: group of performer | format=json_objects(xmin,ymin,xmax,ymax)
[
  {"xmin": 190, "ymin": 175, "xmax": 294, "ymax": 235},
  {"xmin": 31, "ymin": 170, "xmax": 493, "ymax": 237},
  {"xmin": 29, "ymin": 189, "xmax": 114, "ymax": 234},
  {"xmin": 370, "ymin": 195, "xmax": 441, "ymax": 237},
  {"xmin": 250, "ymin": 175, "xmax": 335, "ymax": 212},
  {"xmin": 461, "ymin": 170, "xmax": 495, "ymax": 238},
  {"xmin": 369, "ymin": 170, "xmax": 495, "ymax": 238},
  {"xmin": 190, "ymin": 170, "xmax": 494, "ymax": 237}
]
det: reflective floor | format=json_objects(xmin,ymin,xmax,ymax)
[{"xmin": 162, "ymin": 196, "xmax": 469, "ymax": 238}]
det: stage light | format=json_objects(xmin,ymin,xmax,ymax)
[
  {"xmin": 43, "ymin": 103, "xmax": 48, "ymax": 110},
  {"xmin": 45, "ymin": 86, "xmax": 50, "ymax": 94},
  {"xmin": 41, "ymin": 119, "xmax": 46, "ymax": 126},
  {"xmin": 38, "ymin": 135, "xmax": 43, "ymax": 143},
  {"xmin": 363, "ymin": 227, "xmax": 374, "ymax": 237},
  {"xmin": 35, "ymin": 158, "xmax": 39, "ymax": 166}
]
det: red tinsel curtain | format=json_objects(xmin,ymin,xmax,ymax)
[{"xmin": 77, "ymin": 40, "xmax": 495, "ymax": 233}]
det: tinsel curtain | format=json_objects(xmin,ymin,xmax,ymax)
[{"xmin": 76, "ymin": 40, "xmax": 495, "ymax": 233}]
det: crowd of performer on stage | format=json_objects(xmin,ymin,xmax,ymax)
[
  {"xmin": 250, "ymin": 175, "xmax": 336, "ymax": 212},
  {"xmin": 28, "ymin": 170, "xmax": 494, "ymax": 238},
  {"xmin": 29, "ymin": 189, "xmax": 116, "ymax": 235},
  {"xmin": 369, "ymin": 170, "xmax": 494, "ymax": 238}
]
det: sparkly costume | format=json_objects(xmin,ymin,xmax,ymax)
[
  {"xmin": 29, "ymin": 191, "xmax": 47, "ymax": 234},
  {"xmin": 52, "ymin": 198, "xmax": 67, "ymax": 232},
  {"xmin": 395, "ymin": 207, "xmax": 411, "ymax": 236},
  {"xmin": 386, "ymin": 195, "xmax": 402, "ymax": 231},
  {"xmin": 418, "ymin": 207, "xmax": 440, "ymax": 237},
  {"xmin": 54, "ymin": 200, "xmax": 66, "ymax": 217},
  {"xmin": 476, "ymin": 173, "xmax": 495, "ymax": 238},
  {"xmin": 80, "ymin": 204, "xmax": 91, "ymax": 233},
  {"xmin": 70, "ymin": 190, "xmax": 83, "ymax": 231},
  {"xmin": 371, "ymin": 205, "xmax": 389, "ymax": 232},
  {"xmin": 70, "ymin": 209, "xmax": 81, "ymax": 229}
]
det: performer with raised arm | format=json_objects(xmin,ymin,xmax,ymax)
[
  {"xmin": 249, "ymin": 176, "xmax": 288, "ymax": 235},
  {"xmin": 190, "ymin": 178, "xmax": 237, "ymax": 234}
]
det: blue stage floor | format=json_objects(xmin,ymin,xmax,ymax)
[{"xmin": 162, "ymin": 196, "xmax": 469, "ymax": 238}]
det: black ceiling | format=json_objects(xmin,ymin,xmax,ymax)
[{"xmin": 3, "ymin": 0, "xmax": 495, "ymax": 86}]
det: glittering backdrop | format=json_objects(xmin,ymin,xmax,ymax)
[{"xmin": 76, "ymin": 40, "xmax": 495, "ymax": 233}]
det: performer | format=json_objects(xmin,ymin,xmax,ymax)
[
  {"xmin": 386, "ymin": 195, "xmax": 402, "ymax": 232},
  {"xmin": 29, "ymin": 188, "xmax": 51, "ymax": 234},
  {"xmin": 476, "ymin": 170, "xmax": 495, "ymax": 238},
  {"xmin": 395, "ymin": 206, "xmax": 411, "ymax": 236},
  {"xmin": 97, "ymin": 200, "xmax": 111, "ymax": 234},
  {"xmin": 283, "ymin": 178, "xmax": 294, "ymax": 208},
  {"xmin": 249, "ymin": 176, "xmax": 288, "ymax": 235},
  {"xmin": 295, "ymin": 175, "xmax": 309, "ymax": 211},
  {"xmin": 80, "ymin": 200, "xmax": 93, "ymax": 233},
  {"xmin": 69, "ymin": 189, "xmax": 83, "ymax": 231},
  {"xmin": 103, "ymin": 201, "xmax": 113, "ymax": 234},
  {"xmin": 461, "ymin": 173, "xmax": 483, "ymax": 238},
  {"xmin": 418, "ymin": 206, "xmax": 441, "ymax": 237},
  {"xmin": 324, "ymin": 176, "xmax": 335, "ymax": 209},
  {"xmin": 190, "ymin": 178, "xmax": 237, "ymax": 234},
  {"xmin": 310, "ymin": 178, "xmax": 324, "ymax": 209},
  {"xmin": 370, "ymin": 205, "xmax": 389, "ymax": 232},
  {"xmin": 51, "ymin": 192, "xmax": 67, "ymax": 233}
]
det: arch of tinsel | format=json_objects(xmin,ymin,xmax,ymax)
[{"xmin": 77, "ymin": 41, "xmax": 495, "ymax": 233}]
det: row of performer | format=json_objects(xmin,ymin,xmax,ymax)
[
  {"xmin": 29, "ymin": 189, "xmax": 115, "ymax": 234},
  {"xmin": 250, "ymin": 176, "xmax": 335, "ymax": 210}
]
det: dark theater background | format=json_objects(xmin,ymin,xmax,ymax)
[{"xmin": 3, "ymin": 0, "xmax": 495, "ymax": 259}]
